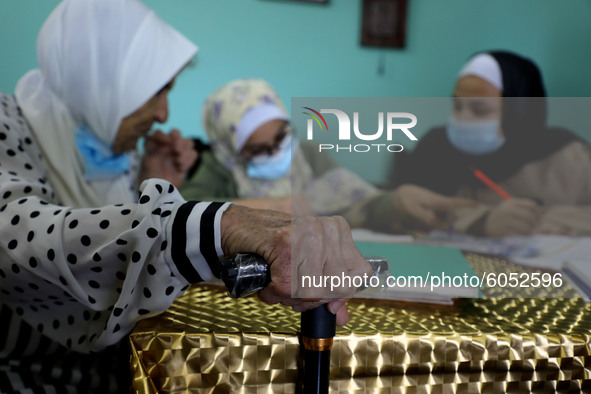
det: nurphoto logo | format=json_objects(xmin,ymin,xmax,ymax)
[{"xmin": 302, "ymin": 107, "xmax": 418, "ymax": 153}]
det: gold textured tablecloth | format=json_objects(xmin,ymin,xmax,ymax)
[{"xmin": 130, "ymin": 254, "xmax": 591, "ymax": 393}]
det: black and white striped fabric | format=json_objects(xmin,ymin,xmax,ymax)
[
  {"xmin": 1, "ymin": 304, "xmax": 129, "ymax": 393},
  {"xmin": 0, "ymin": 92, "xmax": 230, "ymax": 392}
]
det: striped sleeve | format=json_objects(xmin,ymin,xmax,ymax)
[
  {"xmin": 0, "ymin": 303, "xmax": 61, "ymax": 359},
  {"xmin": 168, "ymin": 201, "xmax": 231, "ymax": 283},
  {"xmin": 0, "ymin": 302, "xmax": 126, "ymax": 393}
]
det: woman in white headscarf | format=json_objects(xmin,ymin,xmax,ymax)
[
  {"xmin": 15, "ymin": 0, "xmax": 198, "ymax": 208},
  {"xmin": 0, "ymin": 2, "xmax": 379, "ymax": 391},
  {"xmin": 0, "ymin": 0, "xmax": 216, "ymax": 391}
]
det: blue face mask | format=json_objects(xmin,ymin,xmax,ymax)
[
  {"xmin": 75, "ymin": 126, "xmax": 130, "ymax": 181},
  {"xmin": 246, "ymin": 136, "xmax": 295, "ymax": 180},
  {"xmin": 446, "ymin": 116, "xmax": 505, "ymax": 155}
]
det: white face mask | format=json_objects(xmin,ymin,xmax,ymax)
[
  {"xmin": 246, "ymin": 135, "xmax": 295, "ymax": 180},
  {"xmin": 446, "ymin": 116, "xmax": 505, "ymax": 155}
]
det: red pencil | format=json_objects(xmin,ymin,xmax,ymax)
[{"xmin": 471, "ymin": 167, "xmax": 512, "ymax": 200}]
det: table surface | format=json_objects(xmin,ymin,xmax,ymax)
[{"xmin": 130, "ymin": 253, "xmax": 591, "ymax": 393}]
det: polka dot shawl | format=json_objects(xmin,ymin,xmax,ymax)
[{"xmin": 0, "ymin": 93, "xmax": 230, "ymax": 354}]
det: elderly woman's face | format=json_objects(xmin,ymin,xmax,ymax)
[{"xmin": 112, "ymin": 79, "xmax": 175, "ymax": 155}]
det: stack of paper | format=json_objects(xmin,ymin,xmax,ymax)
[
  {"xmin": 562, "ymin": 260, "xmax": 591, "ymax": 301},
  {"xmin": 418, "ymin": 232, "xmax": 591, "ymax": 301}
]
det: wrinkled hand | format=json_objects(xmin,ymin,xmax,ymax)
[
  {"xmin": 484, "ymin": 198, "xmax": 545, "ymax": 237},
  {"xmin": 392, "ymin": 184, "xmax": 476, "ymax": 230},
  {"xmin": 234, "ymin": 194, "xmax": 316, "ymax": 216},
  {"xmin": 140, "ymin": 129, "xmax": 197, "ymax": 187},
  {"xmin": 220, "ymin": 204, "xmax": 371, "ymax": 326}
]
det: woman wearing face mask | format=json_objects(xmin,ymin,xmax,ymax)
[
  {"xmin": 392, "ymin": 50, "xmax": 591, "ymax": 237},
  {"xmin": 0, "ymin": 1, "xmax": 388, "ymax": 391},
  {"xmin": 181, "ymin": 78, "xmax": 474, "ymax": 233}
]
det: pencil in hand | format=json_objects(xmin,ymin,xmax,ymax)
[{"xmin": 470, "ymin": 166, "xmax": 512, "ymax": 200}]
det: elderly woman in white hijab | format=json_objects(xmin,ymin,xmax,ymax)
[
  {"xmin": 0, "ymin": 1, "xmax": 370, "ymax": 392},
  {"xmin": 181, "ymin": 78, "xmax": 474, "ymax": 233}
]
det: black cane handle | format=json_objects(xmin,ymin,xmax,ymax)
[{"xmin": 218, "ymin": 253, "xmax": 271, "ymax": 298}]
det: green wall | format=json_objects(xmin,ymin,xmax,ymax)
[{"xmin": 1, "ymin": 0, "xmax": 590, "ymax": 142}]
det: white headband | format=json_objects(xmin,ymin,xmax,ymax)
[
  {"xmin": 458, "ymin": 53, "xmax": 503, "ymax": 92},
  {"xmin": 236, "ymin": 103, "xmax": 289, "ymax": 152}
]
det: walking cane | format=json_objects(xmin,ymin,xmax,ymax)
[
  {"xmin": 301, "ymin": 305, "xmax": 335, "ymax": 393},
  {"xmin": 219, "ymin": 253, "xmax": 387, "ymax": 394}
]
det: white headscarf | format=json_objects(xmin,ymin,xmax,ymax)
[{"xmin": 15, "ymin": 0, "xmax": 197, "ymax": 208}]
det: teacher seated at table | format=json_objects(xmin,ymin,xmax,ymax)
[
  {"xmin": 391, "ymin": 50, "xmax": 591, "ymax": 237},
  {"xmin": 180, "ymin": 78, "xmax": 473, "ymax": 234}
]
